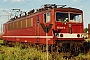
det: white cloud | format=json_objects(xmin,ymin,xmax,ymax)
[
  {"xmin": 38, "ymin": 0, "xmax": 42, "ymax": 2},
  {"xmin": 0, "ymin": 19, "xmax": 7, "ymax": 22},
  {"xmin": 3, "ymin": 0, "xmax": 8, "ymax": 2},
  {"xmin": 73, "ymin": 0, "xmax": 77, "ymax": 2},
  {"xmin": 0, "ymin": 8, "xmax": 8, "ymax": 10},
  {"xmin": 2, "ymin": 0, "xmax": 24, "ymax": 2},
  {"xmin": 12, "ymin": 0, "xmax": 24, "ymax": 2},
  {"xmin": 71, "ymin": 0, "xmax": 79, "ymax": 5},
  {"xmin": 80, "ymin": 6, "xmax": 83, "ymax": 8}
]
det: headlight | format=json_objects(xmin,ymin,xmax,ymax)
[
  {"xmin": 81, "ymin": 34, "xmax": 84, "ymax": 38},
  {"xmin": 55, "ymin": 33, "xmax": 59, "ymax": 37}
]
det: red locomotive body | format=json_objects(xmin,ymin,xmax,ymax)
[
  {"xmin": 1, "ymin": 4, "xmax": 86, "ymax": 56},
  {"xmin": 2, "ymin": 5, "xmax": 84, "ymax": 44}
]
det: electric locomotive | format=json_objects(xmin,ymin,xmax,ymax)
[{"xmin": 1, "ymin": 4, "xmax": 86, "ymax": 56}]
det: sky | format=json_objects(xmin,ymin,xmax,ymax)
[{"xmin": 0, "ymin": 0, "xmax": 90, "ymax": 30}]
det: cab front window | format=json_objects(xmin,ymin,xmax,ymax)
[
  {"xmin": 56, "ymin": 12, "xmax": 68, "ymax": 22},
  {"xmin": 56, "ymin": 12, "xmax": 82, "ymax": 23},
  {"xmin": 70, "ymin": 13, "xmax": 82, "ymax": 22}
]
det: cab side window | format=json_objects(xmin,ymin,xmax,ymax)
[{"xmin": 44, "ymin": 12, "xmax": 50, "ymax": 23}]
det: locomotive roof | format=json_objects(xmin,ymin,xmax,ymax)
[
  {"xmin": 5, "ymin": 4, "xmax": 83, "ymax": 24},
  {"xmin": 54, "ymin": 7, "xmax": 82, "ymax": 13}
]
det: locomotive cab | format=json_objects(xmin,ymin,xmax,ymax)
[{"xmin": 53, "ymin": 8, "xmax": 84, "ymax": 41}]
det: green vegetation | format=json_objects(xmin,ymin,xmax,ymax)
[
  {"xmin": 0, "ymin": 46, "xmax": 48, "ymax": 60},
  {"xmin": 0, "ymin": 40, "xmax": 3, "ymax": 44},
  {"xmin": 0, "ymin": 40, "xmax": 90, "ymax": 60},
  {"xmin": 84, "ymin": 28, "xmax": 88, "ymax": 33},
  {"xmin": 0, "ymin": 46, "xmax": 65, "ymax": 60}
]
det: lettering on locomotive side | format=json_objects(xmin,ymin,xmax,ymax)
[{"xmin": 57, "ymin": 26, "xmax": 65, "ymax": 29}]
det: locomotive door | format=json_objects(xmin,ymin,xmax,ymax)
[
  {"xmin": 36, "ymin": 16, "xmax": 40, "ymax": 42},
  {"xmin": 43, "ymin": 12, "xmax": 52, "ymax": 33}
]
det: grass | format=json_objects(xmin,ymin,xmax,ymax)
[
  {"xmin": 75, "ymin": 52, "xmax": 90, "ymax": 60},
  {"xmin": 0, "ymin": 46, "xmax": 64, "ymax": 60},
  {"xmin": 0, "ymin": 46, "xmax": 90, "ymax": 60},
  {"xmin": 0, "ymin": 41, "xmax": 90, "ymax": 60},
  {"xmin": 0, "ymin": 40, "xmax": 64, "ymax": 60},
  {"xmin": 0, "ymin": 40, "xmax": 3, "ymax": 44}
]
